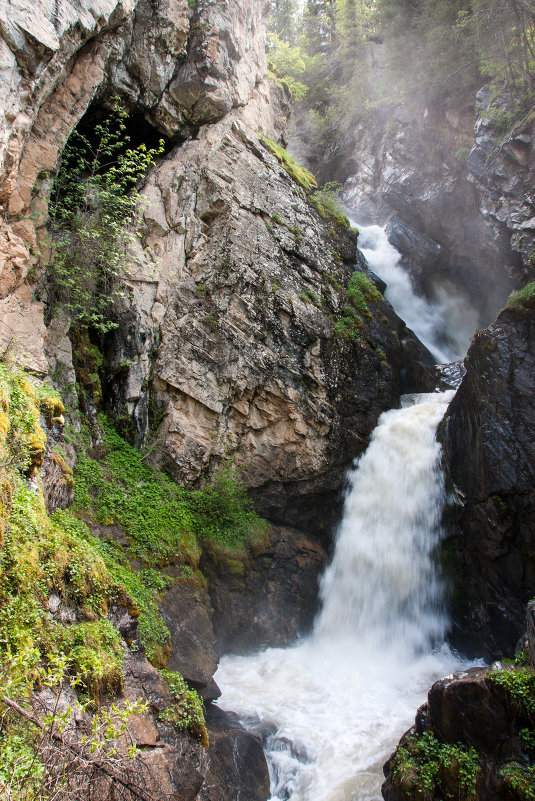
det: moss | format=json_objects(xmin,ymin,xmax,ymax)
[
  {"xmin": 503, "ymin": 282, "xmax": 535, "ymax": 314},
  {"xmin": 259, "ymin": 135, "xmax": 317, "ymax": 192},
  {"xmin": 0, "ymin": 364, "xmax": 48, "ymax": 474}
]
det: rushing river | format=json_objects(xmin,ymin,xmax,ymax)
[{"xmin": 215, "ymin": 227, "xmax": 471, "ymax": 800}]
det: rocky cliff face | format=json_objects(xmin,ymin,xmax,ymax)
[
  {"xmin": 0, "ymin": 0, "xmax": 433, "ymax": 538},
  {"xmin": 104, "ymin": 107, "xmax": 435, "ymax": 539},
  {"xmin": 441, "ymin": 291, "xmax": 535, "ymax": 657},
  {"xmin": 0, "ymin": 0, "xmax": 270, "ymax": 371}
]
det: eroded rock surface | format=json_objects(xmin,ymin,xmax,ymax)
[{"xmin": 105, "ymin": 107, "xmax": 435, "ymax": 536}]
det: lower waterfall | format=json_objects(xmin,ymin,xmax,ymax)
[{"xmin": 215, "ymin": 391, "xmax": 467, "ymax": 801}]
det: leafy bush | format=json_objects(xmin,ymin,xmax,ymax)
[
  {"xmin": 391, "ymin": 730, "xmax": 481, "ymax": 800},
  {"xmin": 159, "ymin": 669, "xmax": 208, "ymax": 747},
  {"xmin": 48, "ymin": 100, "xmax": 163, "ymax": 333}
]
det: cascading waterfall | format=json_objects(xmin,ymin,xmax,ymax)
[
  {"xmin": 216, "ymin": 393, "xmax": 465, "ymax": 801},
  {"xmin": 357, "ymin": 224, "xmax": 477, "ymax": 364}
]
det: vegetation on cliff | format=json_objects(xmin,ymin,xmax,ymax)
[
  {"xmin": 0, "ymin": 352, "xmax": 267, "ymax": 798},
  {"xmin": 47, "ymin": 101, "xmax": 163, "ymax": 334}
]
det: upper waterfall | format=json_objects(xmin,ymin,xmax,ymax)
[{"xmin": 357, "ymin": 224, "xmax": 476, "ymax": 364}]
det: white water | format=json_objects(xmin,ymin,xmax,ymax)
[
  {"xmin": 357, "ymin": 224, "xmax": 477, "ymax": 364},
  {"xmin": 216, "ymin": 392, "xmax": 466, "ymax": 801}
]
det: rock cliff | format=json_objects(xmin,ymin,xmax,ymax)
[
  {"xmin": 441, "ymin": 289, "xmax": 535, "ymax": 657},
  {"xmin": 293, "ymin": 60, "xmax": 535, "ymax": 332}
]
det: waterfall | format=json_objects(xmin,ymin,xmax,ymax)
[
  {"xmin": 215, "ymin": 392, "xmax": 464, "ymax": 801},
  {"xmin": 357, "ymin": 224, "xmax": 477, "ymax": 364}
]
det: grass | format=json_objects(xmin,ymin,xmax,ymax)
[
  {"xmin": 259, "ymin": 135, "xmax": 317, "ymax": 192},
  {"xmin": 503, "ymin": 281, "xmax": 535, "ymax": 313},
  {"xmin": 258, "ymin": 135, "xmax": 350, "ymax": 229}
]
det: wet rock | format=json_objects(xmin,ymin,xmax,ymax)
[
  {"xmin": 383, "ymin": 664, "xmax": 526, "ymax": 801},
  {"xmin": 200, "ymin": 705, "xmax": 270, "ymax": 801},
  {"xmin": 200, "ymin": 525, "xmax": 328, "ymax": 654},
  {"xmin": 442, "ymin": 296, "xmax": 535, "ymax": 656},
  {"xmin": 160, "ymin": 582, "xmax": 219, "ymax": 690},
  {"xmin": 427, "ymin": 667, "xmax": 513, "ymax": 755}
]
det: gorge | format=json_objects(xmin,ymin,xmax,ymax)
[{"xmin": 1, "ymin": 1, "xmax": 535, "ymax": 800}]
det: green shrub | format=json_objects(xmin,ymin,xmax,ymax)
[
  {"xmin": 159, "ymin": 669, "xmax": 208, "ymax": 747},
  {"xmin": 391, "ymin": 730, "xmax": 481, "ymax": 800},
  {"xmin": 48, "ymin": 100, "xmax": 163, "ymax": 333}
]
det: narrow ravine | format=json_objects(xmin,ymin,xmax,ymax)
[{"xmin": 216, "ymin": 391, "xmax": 467, "ymax": 800}]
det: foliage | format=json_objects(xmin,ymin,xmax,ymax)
[
  {"xmin": 259, "ymin": 134, "xmax": 317, "ymax": 191},
  {"xmin": 488, "ymin": 666, "xmax": 535, "ymax": 719},
  {"xmin": 334, "ymin": 305, "xmax": 363, "ymax": 340},
  {"xmin": 391, "ymin": 729, "xmax": 482, "ymax": 800},
  {"xmin": 73, "ymin": 417, "xmax": 267, "ymax": 561},
  {"xmin": 347, "ymin": 270, "xmax": 382, "ymax": 317},
  {"xmin": 267, "ymin": 31, "xmax": 311, "ymax": 100},
  {"xmin": 48, "ymin": 100, "xmax": 163, "ymax": 333},
  {"xmin": 503, "ymin": 281, "xmax": 535, "ymax": 312},
  {"xmin": 268, "ymin": 0, "xmax": 535, "ymax": 156},
  {"xmin": 0, "ymin": 654, "xmax": 149, "ymax": 801},
  {"xmin": 309, "ymin": 182, "xmax": 350, "ymax": 227},
  {"xmin": 499, "ymin": 762, "xmax": 535, "ymax": 800},
  {"xmin": 159, "ymin": 670, "xmax": 208, "ymax": 747}
]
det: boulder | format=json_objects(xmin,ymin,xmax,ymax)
[
  {"xmin": 200, "ymin": 525, "xmax": 327, "ymax": 654},
  {"xmin": 160, "ymin": 582, "xmax": 219, "ymax": 690},
  {"xmin": 199, "ymin": 705, "xmax": 270, "ymax": 801}
]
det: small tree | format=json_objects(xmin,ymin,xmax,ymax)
[{"xmin": 48, "ymin": 101, "xmax": 163, "ymax": 333}]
